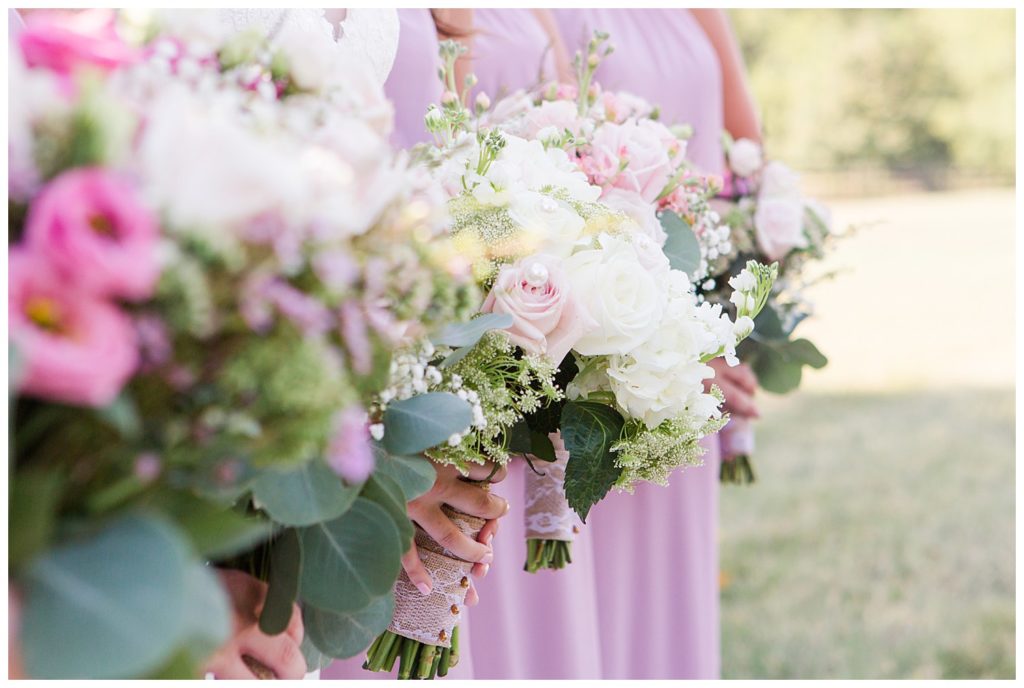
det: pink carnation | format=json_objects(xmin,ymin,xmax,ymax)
[
  {"xmin": 26, "ymin": 168, "xmax": 160, "ymax": 301},
  {"xmin": 19, "ymin": 10, "xmax": 139, "ymax": 76},
  {"xmin": 9, "ymin": 248, "xmax": 138, "ymax": 406}
]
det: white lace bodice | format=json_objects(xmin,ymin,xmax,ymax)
[{"xmin": 216, "ymin": 8, "xmax": 399, "ymax": 85}]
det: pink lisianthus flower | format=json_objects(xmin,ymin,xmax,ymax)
[
  {"xmin": 19, "ymin": 10, "xmax": 139, "ymax": 76},
  {"xmin": 25, "ymin": 168, "xmax": 160, "ymax": 301},
  {"xmin": 481, "ymin": 254, "xmax": 597, "ymax": 364},
  {"xmin": 326, "ymin": 406, "xmax": 375, "ymax": 484},
  {"xmin": 9, "ymin": 248, "xmax": 138, "ymax": 406}
]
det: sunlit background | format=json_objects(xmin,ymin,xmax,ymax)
[{"xmin": 718, "ymin": 8, "xmax": 1015, "ymax": 679}]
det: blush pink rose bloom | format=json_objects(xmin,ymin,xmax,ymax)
[
  {"xmin": 481, "ymin": 254, "xmax": 596, "ymax": 364},
  {"xmin": 19, "ymin": 10, "xmax": 139, "ymax": 76},
  {"xmin": 26, "ymin": 168, "xmax": 160, "ymax": 301},
  {"xmin": 588, "ymin": 120, "xmax": 675, "ymax": 203},
  {"xmin": 754, "ymin": 162, "xmax": 808, "ymax": 261},
  {"xmin": 9, "ymin": 249, "xmax": 138, "ymax": 406}
]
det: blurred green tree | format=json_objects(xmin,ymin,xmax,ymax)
[{"xmin": 730, "ymin": 9, "xmax": 1014, "ymax": 181}]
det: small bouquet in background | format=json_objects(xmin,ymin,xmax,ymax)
[
  {"xmin": 703, "ymin": 134, "xmax": 841, "ymax": 482},
  {"xmin": 476, "ymin": 31, "xmax": 745, "ymax": 570},
  {"xmin": 9, "ymin": 9, "xmax": 471, "ymax": 678}
]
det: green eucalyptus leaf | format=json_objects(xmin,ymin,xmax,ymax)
[
  {"xmin": 180, "ymin": 563, "xmax": 231, "ymax": 667},
  {"xmin": 259, "ymin": 529, "xmax": 302, "ymax": 635},
  {"xmin": 749, "ymin": 305, "xmax": 788, "ymax": 342},
  {"xmin": 304, "ymin": 595, "xmax": 395, "ymax": 660},
  {"xmin": 252, "ymin": 460, "xmax": 359, "ymax": 527},
  {"xmin": 146, "ymin": 491, "xmax": 273, "ymax": 560},
  {"xmin": 21, "ymin": 513, "xmax": 191, "ymax": 679},
  {"xmin": 431, "ymin": 313, "xmax": 514, "ymax": 347},
  {"xmin": 298, "ymin": 499, "xmax": 402, "ymax": 614},
  {"xmin": 560, "ymin": 401, "xmax": 625, "ymax": 523},
  {"xmin": 787, "ymin": 338, "xmax": 829, "ymax": 369},
  {"xmin": 381, "ymin": 392, "xmax": 472, "ymax": 455},
  {"xmin": 360, "ymin": 473, "xmax": 414, "ymax": 551},
  {"xmin": 752, "ymin": 344, "xmax": 804, "ymax": 394},
  {"xmin": 660, "ymin": 210, "xmax": 702, "ymax": 276},
  {"xmin": 96, "ymin": 393, "xmax": 142, "ymax": 440},
  {"xmin": 301, "ymin": 632, "xmax": 334, "ymax": 672},
  {"xmin": 370, "ymin": 444, "xmax": 435, "ymax": 502}
]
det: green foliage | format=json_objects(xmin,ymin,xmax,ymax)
[
  {"xmin": 370, "ymin": 444, "xmax": 436, "ymax": 502},
  {"xmin": 382, "ymin": 392, "xmax": 473, "ymax": 455},
  {"xmin": 560, "ymin": 401, "xmax": 625, "ymax": 522},
  {"xmin": 303, "ymin": 595, "xmax": 396, "ymax": 661},
  {"xmin": 660, "ymin": 210, "xmax": 702, "ymax": 276},
  {"xmin": 730, "ymin": 9, "xmax": 1014, "ymax": 180},
  {"xmin": 9, "ymin": 469, "xmax": 64, "ymax": 568},
  {"xmin": 297, "ymin": 499, "xmax": 402, "ymax": 614},
  {"xmin": 259, "ymin": 529, "xmax": 302, "ymax": 635},
  {"xmin": 251, "ymin": 459, "xmax": 359, "ymax": 527},
  {"xmin": 431, "ymin": 312, "xmax": 514, "ymax": 348},
  {"xmin": 21, "ymin": 513, "xmax": 227, "ymax": 679}
]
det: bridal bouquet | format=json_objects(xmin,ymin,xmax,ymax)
[
  {"xmin": 9, "ymin": 10, "xmax": 471, "ymax": 678},
  {"xmin": 702, "ymin": 134, "xmax": 838, "ymax": 482},
  {"xmin": 474, "ymin": 32, "xmax": 744, "ymax": 570}
]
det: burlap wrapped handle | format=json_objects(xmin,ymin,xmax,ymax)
[
  {"xmin": 388, "ymin": 505, "xmax": 485, "ymax": 648},
  {"xmin": 523, "ymin": 432, "xmax": 579, "ymax": 542}
]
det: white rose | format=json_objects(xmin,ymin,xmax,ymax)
[
  {"xmin": 606, "ymin": 293, "xmax": 720, "ymax": 429},
  {"xmin": 600, "ymin": 188, "xmax": 668, "ymax": 247},
  {"xmin": 754, "ymin": 196, "xmax": 807, "ymax": 261},
  {"xmin": 508, "ymin": 191, "xmax": 586, "ymax": 258},
  {"xmin": 759, "ymin": 161, "xmax": 801, "ymax": 197},
  {"xmin": 564, "ymin": 233, "xmax": 665, "ymax": 355},
  {"xmin": 727, "ymin": 138, "xmax": 764, "ymax": 177}
]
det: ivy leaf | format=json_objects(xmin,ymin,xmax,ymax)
[
  {"xmin": 298, "ymin": 499, "xmax": 402, "ymax": 614},
  {"xmin": 431, "ymin": 313, "xmax": 514, "ymax": 348},
  {"xmin": 259, "ymin": 529, "xmax": 302, "ymax": 636},
  {"xmin": 660, "ymin": 210, "xmax": 702, "ymax": 277},
  {"xmin": 304, "ymin": 595, "xmax": 395, "ymax": 660},
  {"xmin": 251, "ymin": 460, "xmax": 359, "ymax": 527},
  {"xmin": 560, "ymin": 401, "xmax": 625, "ymax": 523},
  {"xmin": 381, "ymin": 392, "xmax": 472, "ymax": 455},
  {"xmin": 370, "ymin": 444, "xmax": 436, "ymax": 502}
]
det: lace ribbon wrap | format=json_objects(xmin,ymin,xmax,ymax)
[
  {"xmin": 388, "ymin": 505, "xmax": 485, "ymax": 648},
  {"xmin": 523, "ymin": 432, "xmax": 579, "ymax": 541},
  {"xmin": 720, "ymin": 416, "xmax": 756, "ymax": 460}
]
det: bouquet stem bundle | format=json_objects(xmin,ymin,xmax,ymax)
[
  {"xmin": 718, "ymin": 417, "xmax": 757, "ymax": 484},
  {"xmin": 364, "ymin": 506, "xmax": 484, "ymax": 680},
  {"xmin": 522, "ymin": 434, "xmax": 579, "ymax": 573}
]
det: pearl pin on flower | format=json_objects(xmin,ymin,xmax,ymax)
[{"xmin": 525, "ymin": 262, "xmax": 549, "ymax": 287}]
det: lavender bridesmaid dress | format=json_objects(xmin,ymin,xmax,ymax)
[
  {"xmin": 464, "ymin": 10, "xmax": 604, "ymax": 680},
  {"xmin": 554, "ymin": 9, "xmax": 726, "ymax": 679},
  {"xmin": 382, "ymin": 9, "xmax": 442, "ymax": 150},
  {"xmin": 320, "ymin": 11, "xmax": 475, "ymax": 680}
]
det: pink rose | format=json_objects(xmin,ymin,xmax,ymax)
[
  {"xmin": 520, "ymin": 100, "xmax": 582, "ymax": 138},
  {"xmin": 9, "ymin": 249, "xmax": 138, "ymax": 406},
  {"xmin": 754, "ymin": 196, "xmax": 807, "ymax": 261},
  {"xmin": 588, "ymin": 120, "xmax": 674, "ymax": 203},
  {"xmin": 26, "ymin": 168, "xmax": 160, "ymax": 301},
  {"xmin": 19, "ymin": 10, "xmax": 138, "ymax": 76},
  {"xmin": 481, "ymin": 254, "xmax": 596, "ymax": 364}
]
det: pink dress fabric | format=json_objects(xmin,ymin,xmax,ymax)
[
  {"xmin": 555, "ymin": 9, "xmax": 726, "ymax": 679},
  {"xmin": 382, "ymin": 9, "xmax": 442, "ymax": 150},
  {"xmin": 469, "ymin": 9, "xmax": 557, "ymax": 101}
]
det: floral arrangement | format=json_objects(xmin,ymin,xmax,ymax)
[
  {"xmin": 703, "ymin": 134, "xmax": 839, "ymax": 482},
  {"xmin": 360, "ymin": 44, "xmax": 776, "ymax": 669},
  {"xmin": 460, "ymin": 33, "xmax": 772, "ymax": 571},
  {"xmin": 8, "ymin": 9, "xmax": 473, "ymax": 679}
]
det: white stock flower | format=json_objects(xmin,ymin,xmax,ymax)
[
  {"xmin": 564, "ymin": 233, "xmax": 665, "ymax": 355},
  {"xmin": 727, "ymin": 138, "xmax": 763, "ymax": 177}
]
